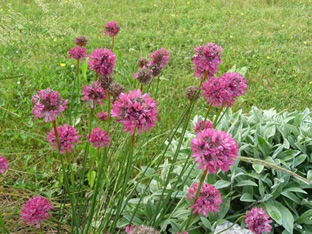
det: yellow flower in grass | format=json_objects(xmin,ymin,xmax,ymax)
[
  {"xmin": 266, "ymin": 56, "xmax": 270, "ymax": 59},
  {"xmin": 60, "ymin": 63, "xmax": 66, "ymax": 67}
]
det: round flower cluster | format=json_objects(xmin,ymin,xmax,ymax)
[
  {"xmin": 108, "ymin": 82, "xmax": 126, "ymax": 99},
  {"xmin": 192, "ymin": 43, "xmax": 222, "ymax": 79},
  {"xmin": 68, "ymin": 46, "xmax": 87, "ymax": 61},
  {"xmin": 245, "ymin": 207, "xmax": 272, "ymax": 234},
  {"xmin": 191, "ymin": 128, "xmax": 238, "ymax": 173},
  {"xmin": 187, "ymin": 182, "xmax": 222, "ymax": 217},
  {"xmin": 111, "ymin": 89, "xmax": 157, "ymax": 135},
  {"xmin": 133, "ymin": 67, "xmax": 153, "ymax": 84},
  {"xmin": 97, "ymin": 112, "xmax": 108, "ymax": 121},
  {"xmin": 0, "ymin": 156, "xmax": 9, "ymax": 174},
  {"xmin": 99, "ymin": 74, "xmax": 114, "ymax": 90},
  {"xmin": 48, "ymin": 124, "xmax": 81, "ymax": 154},
  {"xmin": 185, "ymin": 86, "xmax": 200, "ymax": 101},
  {"xmin": 87, "ymin": 128, "xmax": 110, "ymax": 149},
  {"xmin": 193, "ymin": 120, "xmax": 213, "ymax": 134},
  {"xmin": 88, "ymin": 48, "xmax": 116, "ymax": 76},
  {"xmin": 148, "ymin": 48, "xmax": 170, "ymax": 69},
  {"xmin": 81, "ymin": 81, "xmax": 107, "ymax": 108},
  {"xmin": 32, "ymin": 89, "xmax": 68, "ymax": 122},
  {"xmin": 201, "ymin": 72, "xmax": 247, "ymax": 107},
  {"xmin": 104, "ymin": 21, "xmax": 120, "ymax": 37},
  {"xmin": 20, "ymin": 196, "xmax": 53, "ymax": 229},
  {"xmin": 74, "ymin": 36, "xmax": 88, "ymax": 47}
]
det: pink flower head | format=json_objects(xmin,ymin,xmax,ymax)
[
  {"xmin": 201, "ymin": 77, "xmax": 234, "ymax": 107},
  {"xmin": 87, "ymin": 128, "xmax": 110, "ymax": 149},
  {"xmin": 148, "ymin": 48, "xmax": 170, "ymax": 69},
  {"xmin": 0, "ymin": 156, "xmax": 9, "ymax": 174},
  {"xmin": 48, "ymin": 124, "xmax": 80, "ymax": 154},
  {"xmin": 74, "ymin": 36, "xmax": 88, "ymax": 47},
  {"xmin": 97, "ymin": 112, "xmax": 108, "ymax": 121},
  {"xmin": 111, "ymin": 89, "xmax": 157, "ymax": 135},
  {"xmin": 192, "ymin": 43, "xmax": 222, "ymax": 79},
  {"xmin": 68, "ymin": 46, "xmax": 87, "ymax": 60},
  {"xmin": 221, "ymin": 72, "xmax": 247, "ymax": 98},
  {"xmin": 20, "ymin": 196, "xmax": 53, "ymax": 229},
  {"xmin": 245, "ymin": 207, "xmax": 272, "ymax": 234},
  {"xmin": 81, "ymin": 81, "xmax": 107, "ymax": 108},
  {"xmin": 88, "ymin": 48, "xmax": 116, "ymax": 76},
  {"xmin": 193, "ymin": 120, "xmax": 213, "ymax": 134},
  {"xmin": 191, "ymin": 128, "xmax": 238, "ymax": 173},
  {"xmin": 187, "ymin": 182, "xmax": 222, "ymax": 217},
  {"xmin": 125, "ymin": 224, "xmax": 134, "ymax": 234},
  {"xmin": 104, "ymin": 21, "xmax": 120, "ymax": 37},
  {"xmin": 32, "ymin": 89, "xmax": 68, "ymax": 122}
]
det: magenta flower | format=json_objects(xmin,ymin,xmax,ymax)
[
  {"xmin": 187, "ymin": 182, "xmax": 222, "ymax": 217},
  {"xmin": 104, "ymin": 21, "xmax": 120, "ymax": 37},
  {"xmin": 222, "ymin": 72, "xmax": 247, "ymax": 98},
  {"xmin": 74, "ymin": 36, "xmax": 88, "ymax": 47},
  {"xmin": 68, "ymin": 46, "xmax": 87, "ymax": 61},
  {"xmin": 201, "ymin": 77, "xmax": 234, "ymax": 107},
  {"xmin": 125, "ymin": 224, "xmax": 134, "ymax": 234},
  {"xmin": 97, "ymin": 112, "xmax": 108, "ymax": 121},
  {"xmin": 148, "ymin": 48, "xmax": 170, "ymax": 69},
  {"xmin": 192, "ymin": 43, "xmax": 222, "ymax": 79},
  {"xmin": 0, "ymin": 156, "xmax": 9, "ymax": 174},
  {"xmin": 81, "ymin": 81, "xmax": 107, "ymax": 108},
  {"xmin": 87, "ymin": 128, "xmax": 110, "ymax": 149},
  {"xmin": 193, "ymin": 120, "xmax": 213, "ymax": 134},
  {"xmin": 245, "ymin": 207, "xmax": 272, "ymax": 234},
  {"xmin": 48, "ymin": 124, "xmax": 80, "ymax": 154},
  {"xmin": 32, "ymin": 89, "xmax": 68, "ymax": 122},
  {"xmin": 20, "ymin": 196, "xmax": 53, "ymax": 228},
  {"xmin": 191, "ymin": 128, "xmax": 238, "ymax": 173},
  {"xmin": 111, "ymin": 89, "xmax": 157, "ymax": 135},
  {"xmin": 88, "ymin": 48, "xmax": 116, "ymax": 76}
]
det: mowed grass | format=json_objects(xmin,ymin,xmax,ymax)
[{"xmin": 0, "ymin": 0, "xmax": 311, "ymax": 231}]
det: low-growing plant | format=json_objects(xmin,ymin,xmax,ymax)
[{"xmin": 1, "ymin": 20, "xmax": 311, "ymax": 234}]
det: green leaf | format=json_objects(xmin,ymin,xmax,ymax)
[
  {"xmin": 236, "ymin": 180, "xmax": 258, "ymax": 187},
  {"xmin": 264, "ymin": 202, "xmax": 282, "ymax": 225},
  {"xmin": 87, "ymin": 170, "xmax": 96, "ymax": 188},
  {"xmin": 240, "ymin": 193, "xmax": 255, "ymax": 202},
  {"xmin": 297, "ymin": 209, "xmax": 312, "ymax": 225},
  {"xmin": 215, "ymin": 180, "xmax": 231, "ymax": 189},
  {"xmin": 145, "ymin": 200, "xmax": 154, "ymax": 220},
  {"xmin": 252, "ymin": 163, "xmax": 264, "ymax": 174},
  {"xmin": 200, "ymin": 217, "xmax": 211, "ymax": 229},
  {"xmin": 273, "ymin": 201, "xmax": 294, "ymax": 233}
]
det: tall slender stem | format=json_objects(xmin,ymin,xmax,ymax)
[
  {"xmin": 140, "ymin": 83, "xmax": 143, "ymax": 92},
  {"xmin": 111, "ymin": 37, "xmax": 115, "ymax": 51},
  {"xmin": 76, "ymin": 59, "xmax": 80, "ymax": 110},
  {"xmin": 200, "ymin": 104, "xmax": 213, "ymax": 131}
]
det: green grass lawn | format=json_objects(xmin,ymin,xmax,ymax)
[{"xmin": 0, "ymin": 0, "xmax": 311, "ymax": 231}]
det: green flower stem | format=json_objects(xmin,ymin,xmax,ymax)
[
  {"xmin": 201, "ymin": 104, "xmax": 213, "ymax": 131},
  {"xmin": 52, "ymin": 120, "xmax": 77, "ymax": 232},
  {"xmin": 76, "ymin": 59, "xmax": 80, "ymax": 110},
  {"xmin": 238, "ymin": 156, "xmax": 311, "ymax": 185},
  {"xmin": 215, "ymin": 106, "xmax": 230, "ymax": 127},
  {"xmin": 111, "ymin": 36, "xmax": 115, "ymax": 51},
  {"xmin": 213, "ymin": 106, "xmax": 224, "ymax": 126},
  {"xmin": 40, "ymin": 225, "xmax": 44, "ymax": 234},
  {"xmin": 216, "ymin": 215, "xmax": 246, "ymax": 234},
  {"xmin": 110, "ymin": 130, "xmax": 136, "ymax": 231},
  {"xmin": 85, "ymin": 146, "xmax": 108, "ymax": 233},
  {"xmin": 107, "ymin": 93, "xmax": 111, "ymax": 133},
  {"xmin": 140, "ymin": 83, "xmax": 144, "ymax": 92}
]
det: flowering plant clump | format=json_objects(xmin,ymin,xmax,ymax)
[
  {"xmin": 97, "ymin": 112, "xmax": 108, "ymax": 121},
  {"xmin": 32, "ymin": 89, "xmax": 68, "ymax": 122},
  {"xmin": 245, "ymin": 207, "xmax": 272, "ymax": 234},
  {"xmin": 104, "ymin": 21, "xmax": 120, "ymax": 37},
  {"xmin": 192, "ymin": 43, "xmax": 222, "ymax": 79},
  {"xmin": 20, "ymin": 196, "xmax": 53, "ymax": 229},
  {"xmin": 68, "ymin": 46, "xmax": 87, "ymax": 61},
  {"xmin": 81, "ymin": 81, "xmax": 107, "ymax": 108},
  {"xmin": 111, "ymin": 89, "xmax": 157, "ymax": 135},
  {"xmin": 222, "ymin": 72, "xmax": 248, "ymax": 99},
  {"xmin": 74, "ymin": 36, "xmax": 88, "ymax": 47},
  {"xmin": 0, "ymin": 156, "xmax": 9, "ymax": 174},
  {"xmin": 186, "ymin": 182, "xmax": 222, "ymax": 217},
  {"xmin": 148, "ymin": 48, "xmax": 170, "ymax": 69},
  {"xmin": 47, "ymin": 124, "xmax": 81, "ymax": 154},
  {"xmin": 88, "ymin": 48, "xmax": 116, "ymax": 76},
  {"xmin": 193, "ymin": 120, "xmax": 213, "ymax": 134},
  {"xmin": 87, "ymin": 128, "xmax": 110, "ymax": 149},
  {"xmin": 191, "ymin": 128, "xmax": 239, "ymax": 173}
]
